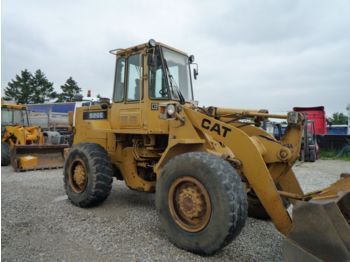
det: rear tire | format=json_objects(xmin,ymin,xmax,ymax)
[
  {"xmin": 156, "ymin": 152, "xmax": 247, "ymax": 255},
  {"xmin": 1, "ymin": 142, "xmax": 10, "ymax": 166},
  {"xmin": 63, "ymin": 143, "xmax": 113, "ymax": 207}
]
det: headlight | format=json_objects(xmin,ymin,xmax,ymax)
[{"xmin": 166, "ymin": 104, "xmax": 176, "ymax": 116}]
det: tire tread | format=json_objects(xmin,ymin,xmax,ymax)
[
  {"xmin": 156, "ymin": 152, "xmax": 247, "ymax": 255},
  {"xmin": 64, "ymin": 142, "xmax": 113, "ymax": 207}
]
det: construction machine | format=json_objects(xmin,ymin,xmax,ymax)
[
  {"xmin": 64, "ymin": 40, "xmax": 350, "ymax": 260},
  {"xmin": 300, "ymin": 120, "xmax": 318, "ymax": 162},
  {"xmin": 1, "ymin": 100, "xmax": 68, "ymax": 171}
]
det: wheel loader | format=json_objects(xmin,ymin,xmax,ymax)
[
  {"xmin": 1, "ymin": 99, "xmax": 68, "ymax": 171},
  {"xmin": 64, "ymin": 39, "xmax": 350, "ymax": 260}
]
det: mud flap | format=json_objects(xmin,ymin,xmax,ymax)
[
  {"xmin": 284, "ymin": 192, "xmax": 350, "ymax": 261},
  {"xmin": 10, "ymin": 144, "xmax": 69, "ymax": 172}
]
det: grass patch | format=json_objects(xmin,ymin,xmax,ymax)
[{"xmin": 319, "ymin": 150, "xmax": 350, "ymax": 161}]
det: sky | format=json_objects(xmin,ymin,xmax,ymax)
[{"xmin": 2, "ymin": 0, "xmax": 350, "ymax": 116}]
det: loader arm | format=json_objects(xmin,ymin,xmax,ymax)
[
  {"xmin": 183, "ymin": 107, "xmax": 350, "ymax": 260},
  {"xmin": 184, "ymin": 107, "xmax": 303, "ymax": 235}
]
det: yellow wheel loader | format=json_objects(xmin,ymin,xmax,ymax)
[
  {"xmin": 1, "ymin": 100, "xmax": 68, "ymax": 171},
  {"xmin": 64, "ymin": 40, "xmax": 350, "ymax": 260}
]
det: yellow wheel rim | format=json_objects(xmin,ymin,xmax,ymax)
[
  {"xmin": 69, "ymin": 160, "xmax": 88, "ymax": 193},
  {"xmin": 168, "ymin": 176, "xmax": 212, "ymax": 232}
]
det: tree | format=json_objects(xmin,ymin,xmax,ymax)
[
  {"xmin": 4, "ymin": 69, "xmax": 56, "ymax": 104},
  {"xmin": 56, "ymin": 77, "xmax": 81, "ymax": 102},
  {"xmin": 327, "ymin": 112, "xmax": 348, "ymax": 125},
  {"xmin": 31, "ymin": 69, "xmax": 56, "ymax": 103},
  {"xmin": 4, "ymin": 69, "xmax": 35, "ymax": 104}
]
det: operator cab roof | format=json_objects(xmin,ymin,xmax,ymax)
[{"xmin": 109, "ymin": 39, "xmax": 188, "ymax": 57}]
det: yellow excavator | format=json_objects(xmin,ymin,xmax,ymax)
[
  {"xmin": 1, "ymin": 99, "xmax": 68, "ymax": 171},
  {"xmin": 63, "ymin": 40, "xmax": 350, "ymax": 260}
]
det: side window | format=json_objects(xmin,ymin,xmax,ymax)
[
  {"xmin": 127, "ymin": 54, "xmax": 143, "ymax": 101},
  {"xmin": 1, "ymin": 108, "xmax": 13, "ymax": 125},
  {"xmin": 13, "ymin": 110, "xmax": 26, "ymax": 126},
  {"xmin": 149, "ymin": 66, "xmax": 168, "ymax": 99},
  {"xmin": 113, "ymin": 57, "xmax": 125, "ymax": 102}
]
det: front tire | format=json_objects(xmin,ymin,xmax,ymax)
[
  {"xmin": 64, "ymin": 143, "xmax": 113, "ymax": 207},
  {"xmin": 156, "ymin": 152, "xmax": 247, "ymax": 255},
  {"xmin": 1, "ymin": 142, "xmax": 10, "ymax": 166}
]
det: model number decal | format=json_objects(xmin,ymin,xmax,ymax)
[
  {"xmin": 201, "ymin": 118, "xmax": 232, "ymax": 137},
  {"xmin": 83, "ymin": 111, "xmax": 107, "ymax": 120},
  {"xmin": 151, "ymin": 103, "xmax": 159, "ymax": 110}
]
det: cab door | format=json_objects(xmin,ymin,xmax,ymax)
[{"xmin": 111, "ymin": 53, "xmax": 144, "ymax": 131}]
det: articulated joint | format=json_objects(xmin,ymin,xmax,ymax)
[
  {"xmin": 251, "ymin": 136, "xmax": 292, "ymax": 163},
  {"xmin": 278, "ymin": 148, "xmax": 291, "ymax": 161}
]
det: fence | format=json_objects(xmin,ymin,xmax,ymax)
[{"xmin": 317, "ymin": 135, "xmax": 350, "ymax": 151}]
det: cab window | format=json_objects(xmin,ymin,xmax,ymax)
[
  {"xmin": 149, "ymin": 49, "xmax": 168, "ymax": 99},
  {"xmin": 13, "ymin": 109, "xmax": 27, "ymax": 126},
  {"xmin": 162, "ymin": 48, "xmax": 193, "ymax": 101},
  {"xmin": 127, "ymin": 54, "xmax": 143, "ymax": 101},
  {"xmin": 113, "ymin": 57, "xmax": 126, "ymax": 102},
  {"xmin": 1, "ymin": 108, "xmax": 12, "ymax": 125}
]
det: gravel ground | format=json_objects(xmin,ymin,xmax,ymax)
[{"xmin": 2, "ymin": 160, "xmax": 350, "ymax": 262}]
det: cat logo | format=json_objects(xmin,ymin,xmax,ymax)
[{"xmin": 201, "ymin": 118, "xmax": 232, "ymax": 137}]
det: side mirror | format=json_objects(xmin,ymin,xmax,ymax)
[
  {"xmin": 193, "ymin": 67, "xmax": 198, "ymax": 80},
  {"xmin": 190, "ymin": 56, "xmax": 199, "ymax": 80}
]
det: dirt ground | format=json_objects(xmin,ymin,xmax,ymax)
[{"xmin": 1, "ymin": 160, "xmax": 349, "ymax": 261}]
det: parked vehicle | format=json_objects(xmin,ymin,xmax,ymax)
[
  {"xmin": 293, "ymin": 106, "xmax": 327, "ymax": 135},
  {"xmin": 300, "ymin": 120, "xmax": 318, "ymax": 162},
  {"xmin": 26, "ymin": 102, "xmax": 76, "ymax": 133},
  {"xmin": 1, "ymin": 99, "xmax": 68, "ymax": 171}
]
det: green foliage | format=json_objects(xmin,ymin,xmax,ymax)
[
  {"xmin": 56, "ymin": 77, "xmax": 81, "ymax": 102},
  {"xmin": 4, "ymin": 70, "xmax": 83, "ymax": 104},
  {"xmin": 4, "ymin": 69, "xmax": 56, "ymax": 104},
  {"xmin": 327, "ymin": 112, "xmax": 348, "ymax": 125},
  {"xmin": 319, "ymin": 150, "xmax": 350, "ymax": 161},
  {"xmin": 31, "ymin": 70, "xmax": 57, "ymax": 103},
  {"xmin": 337, "ymin": 145, "xmax": 350, "ymax": 158},
  {"xmin": 4, "ymin": 69, "xmax": 35, "ymax": 104}
]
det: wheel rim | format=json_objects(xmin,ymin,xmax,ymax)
[
  {"xmin": 69, "ymin": 159, "xmax": 88, "ymax": 193},
  {"xmin": 168, "ymin": 176, "xmax": 212, "ymax": 232}
]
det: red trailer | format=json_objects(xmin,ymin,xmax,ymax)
[{"xmin": 293, "ymin": 106, "xmax": 326, "ymax": 135}]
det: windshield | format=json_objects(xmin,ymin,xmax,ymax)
[
  {"xmin": 148, "ymin": 47, "xmax": 193, "ymax": 101},
  {"xmin": 162, "ymin": 48, "xmax": 193, "ymax": 101},
  {"xmin": 1, "ymin": 108, "xmax": 29, "ymax": 126}
]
